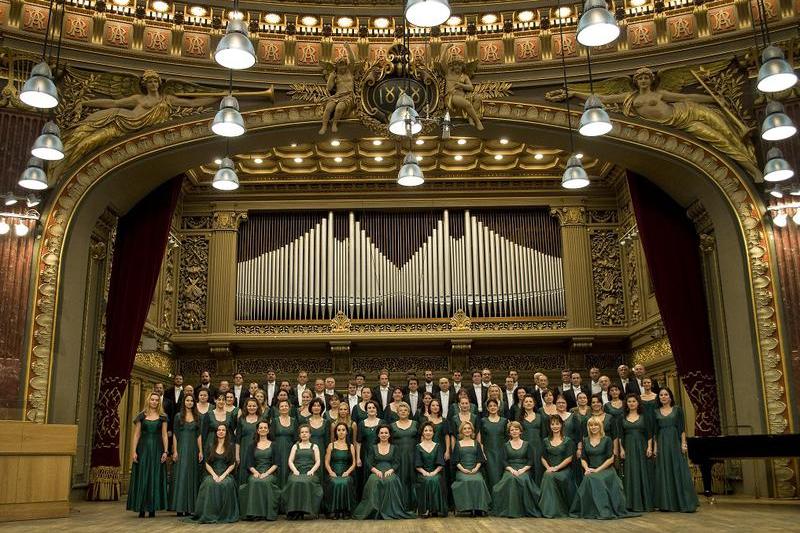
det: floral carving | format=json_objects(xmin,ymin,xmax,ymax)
[
  {"xmin": 450, "ymin": 309, "xmax": 471, "ymax": 331},
  {"xmin": 177, "ymin": 235, "xmax": 208, "ymax": 331},
  {"xmin": 590, "ymin": 229, "xmax": 626, "ymax": 327},
  {"xmin": 330, "ymin": 311, "xmax": 351, "ymax": 333}
]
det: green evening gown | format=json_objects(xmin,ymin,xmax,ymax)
[
  {"xmin": 384, "ymin": 407, "xmax": 400, "ymax": 424},
  {"xmin": 480, "ymin": 416, "xmax": 507, "ymax": 491},
  {"xmin": 352, "ymin": 403, "xmax": 368, "ymax": 424},
  {"xmin": 190, "ymin": 453, "xmax": 239, "ymax": 523},
  {"xmin": 269, "ymin": 417, "xmax": 298, "ymax": 488},
  {"xmin": 519, "ymin": 413, "xmax": 545, "ymax": 484},
  {"xmin": 450, "ymin": 441, "xmax": 492, "ymax": 514},
  {"xmin": 326, "ymin": 445, "xmax": 357, "ymax": 514},
  {"xmin": 449, "ymin": 411, "xmax": 480, "ymax": 438},
  {"xmin": 622, "ymin": 414, "xmax": 655, "ymax": 512},
  {"xmin": 641, "ymin": 398, "xmax": 658, "ymax": 435},
  {"xmin": 570, "ymin": 436, "xmax": 639, "ymax": 519},
  {"xmin": 204, "ymin": 410, "xmax": 234, "ymax": 446},
  {"xmin": 356, "ymin": 419, "xmax": 382, "ymax": 493},
  {"xmin": 236, "ymin": 416, "xmax": 259, "ymax": 485},
  {"xmin": 169, "ymin": 414, "xmax": 201, "ymax": 513},
  {"xmin": 539, "ymin": 437, "xmax": 577, "ymax": 518},
  {"xmin": 126, "ymin": 414, "xmax": 168, "ymax": 513},
  {"xmin": 238, "ymin": 445, "xmax": 281, "ymax": 520},
  {"xmin": 283, "ymin": 443, "xmax": 323, "ymax": 516},
  {"xmin": 604, "ymin": 402, "xmax": 625, "ymax": 441},
  {"xmin": 654, "ymin": 406, "xmax": 698, "ymax": 512},
  {"xmin": 308, "ymin": 418, "xmax": 329, "ymax": 452},
  {"xmin": 561, "ymin": 413, "xmax": 584, "ymax": 486},
  {"xmin": 353, "ymin": 444, "xmax": 416, "ymax": 519},
  {"xmin": 491, "ymin": 441, "xmax": 542, "ymax": 518},
  {"xmin": 390, "ymin": 420, "xmax": 418, "ymax": 510},
  {"xmin": 414, "ymin": 442, "xmax": 448, "ymax": 516}
]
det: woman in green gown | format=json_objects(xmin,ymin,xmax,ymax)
[
  {"xmin": 620, "ymin": 393, "xmax": 655, "ymax": 512},
  {"xmin": 189, "ymin": 424, "xmax": 239, "ymax": 523},
  {"xmin": 415, "ymin": 421, "xmax": 448, "ymax": 517},
  {"xmin": 353, "ymin": 425, "xmax": 416, "ymax": 519},
  {"xmin": 238, "ymin": 421, "xmax": 281, "ymax": 521},
  {"xmin": 416, "ymin": 392, "xmax": 434, "ymax": 423},
  {"xmin": 604, "ymin": 384, "xmax": 625, "ymax": 449},
  {"xmin": 266, "ymin": 390, "xmax": 296, "ymax": 422},
  {"xmin": 325, "ymin": 422, "xmax": 358, "ymax": 519},
  {"xmin": 508, "ymin": 387, "xmax": 528, "ymax": 421},
  {"xmin": 351, "ymin": 386, "xmax": 373, "ymax": 424},
  {"xmin": 383, "ymin": 387, "xmax": 405, "ymax": 424},
  {"xmin": 224, "ymin": 391, "xmax": 239, "ymax": 420},
  {"xmin": 333, "ymin": 400, "xmax": 358, "ymax": 444},
  {"xmin": 325, "ymin": 394, "xmax": 342, "ymax": 426},
  {"xmin": 283, "ymin": 424, "xmax": 324, "ymax": 520},
  {"xmin": 235, "ymin": 398, "xmax": 262, "ymax": 485},
  {"xmin": 480, "ymin": 398, "xmax": 507, "ymax": 492},
  {"xmin": 390, "ymin": 402, "xmax": 418, "ymax": 510},
  {"xmin": 449, "ymin": 396, "xmax": 480, "ymax": 453},
  {"xmin": 127, "ymin": 392, "xmax": 169, "ymax": 517},
  {"xmin": 570, "ymin": 416, "xmax": 639, "ymax": 519},
  {"xmin": 269, "ymin": 399, "xmax": 298, "ymax": 488},
  {"xmin": 195, "ymin": 389, "xmax": 211, "ymax": 453},
  {"xmin": 653, "ymin": 388, "xmax": 698, "ymax": 512},
  {"xmin": 539, "ymin": 389, "xmax": 558, "ymax": 417},
  {"xmin": 451, "ymin": 420, "xmax": 491, "ymax": 516},
  {"xmin": 491, "ymin": 421, "xmax": 542, "ymax": 518},
  {"xmin": 169, "ymin": 394, "xmax": 203, "ymax": 516},
  {"xmin": 539, "ymin": 415, "xmax": 577, "ymax": 518},
  {"xmin": 296, "ymin": 390, "xmax": 314, "ymax": 424},
  {"xmin": 584, "ymin": 395, "xmax": 617, "ymax": 452},
  {"xmin": 517, "ymin": 395, "xmax": 545, "ymax": 484},
  {"xmin": 356, "ymin": 400, "xmax": 383, "ymax": 494},
  {"xmin": 639, "ymin": 377, "xmax": 659, "ymax": 433},
  {"xmin": 205, "ymin": 393, "xmax": 234, "ymax": 446},
  {"xmin": 556, "ymin": 396, "xmax": 583, "ymax": 486},
  {"xmin": 306, "ymin": 398, "xmax": 329, "ymax": 451},
  {"xmin": 571, "ymin": 391, "xmax": 591, "ymax": 426}
]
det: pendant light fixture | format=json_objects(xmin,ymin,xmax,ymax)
[
  {"xmin": 211, "ymin": 95, "xmax": 245, "ymax": 137},
  {"xmin": 20, "ymin": 0, "xmax": 60, "ymax": 109},
  {"xmin": 768, "ymin": 183, "xmax": 783, "ymax": 198},
  {"xmin": 557, "ymin": 5, "xmax": 589, "ymax": 189},
  {"xmin": 389, "ymin": 93, "xmax": 422, "ymax": 136},
  {"xmin": 578, "ymin": 49, "xmax": 611, "ymax": 137},
  {"xmin": 212, "ymin": 157, "xmax": 240, "ymax": 190},
  {"xmin": 214, "ymin": 1, "xmax": 256, "ymax": 71},
  {"xmin": 31, "ymin": 121, "xmax": 64, "ymax": 160},
  {"xmin": 576, "ymin": 0, "xmax": 620, "ymax": 47},
  {"xmin": 397, "ymin": 152, "xmax": 425, "ymax": 186},
  {"xmin": 773, "ymin": 210, "xmax": 788, "ymax": 227},
  {"xmin": 763, "ymin": 147, "xmax": 794, "ymax": 182},
  {"xmin": 761, "ymin": 101, "xmax": 796, "ymax": 141},
  {"xmin": 757, "ymin": 45, "xmax": 798, "ymax": 94},
  {"xmin": 18, "ymin": 157, "xmax": 49, "ymax": 190},
  {"xmin": 405, "ymin": 0, "xmax": 451, "ymax": 28}
]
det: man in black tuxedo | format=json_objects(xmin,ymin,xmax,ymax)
[
  {"xmin": 534, "ymin": 374, "xmax": 550, "ymax": 408},
  {"xmin": 563, "ymin": 371, "xmax": 591, "ymax": 410},
  {"xmin": 405, "ymin": 377, "xmax": 422, "ymax": 418},
  {"xmin": 293, "ymin": 371, "xmax": 309, "ymax": 406},
  {"xmin": 503, "ymin": 376, "xmax": 518, "ymax": 418},
  {"xmin": 422, "ymin": 369, "xmax": 439, "ymax": 395},
  {"xmin": 163, "ymin": 374, "xmax": 183, "ymax": 441},
  {"xmin": 633, "ymin": 363, "xmax": 660, "ymax": 393},
  {"xmin": 196, "ymin": 370, "xmax": 217, "ymax": 400},
  {"xmin": 557, "ymin": 369, "xmax": 572, "ymax": 400},
  {"xmin": 261, "ymin": 369, "xmax": 278, "ymax": 407},
  {"xmin": 345, "ymin": 381, "xmax": 361, "ymax": 414},
  {"xmin": 232, "ymin": 372, "xmax": 247, "ymax": 408},
  {"xmin": 372, "ymin": 370, "xmax": 391, "ymax": 412},
  {"xmin": 617, "ymin": 364, "xmax": 640, "ymax": 395},
  {"xmin": 467, "ymin": 370, "xmax": 488, "ymax": 416},
  {"xmin": 451, "ymin": 370, "xmax": 463, "ymax": 395},
  {"xmin": 437, "ymin": 377, "xmax": 454, "ymax": 418}
]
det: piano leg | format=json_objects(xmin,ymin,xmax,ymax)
[{"xmin": 700, "ymin": 460, "xmax": 715, "ymax": 503}]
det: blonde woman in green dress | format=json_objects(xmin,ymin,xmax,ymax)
[
  {"xmin": 284, "ymin": 424, "xmax": 324, "ymax": 520},
  {"xmin": 238, "ymin": 421, "xmax": 281, "ymax": 521},
  {"xmin": 570, "ymin": 416, "xmax": 638, "ymax": 519},
  {"xmin": 539, "ymin": 415, "xmax": 577, "ymax": 518},
  {"xmin": 189, "ymin": 424, "xmax": 239, "ymax": 523},
  {"xmin": 297, "ymin": 389, "xmax": 314, "ymax": 424},
  {"xmin": 325, "ymin": 422, "xmax": 358, "ymax": 519},
  {"xmin": 390, "ymin": 402, "xmax": 418, "ymax": 510},
  {"xmin": 451, "ymin": 420, "xmax": 491, "ymax": 516},
  {"xmin": 653, "ymin": 388, "xmax": 698, "ymax": 512},
  {"xmin": 127, "ymin": 392, "xmax": 169, "ymax": 518},
  {"xmin": 169, "ymin": 394, "xmax": 203, "ymax": 516},
  {"xmin": 415, "ymin": 421, "xmax": 448, "ymax": 517},
  {"xmin": 491, "ymin": 421, "xmax": 542, "ymax": 518}
]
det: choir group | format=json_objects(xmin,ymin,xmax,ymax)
[{"xmin": 126, "ymin": 366, "xmax": 699, "ymax": 522}]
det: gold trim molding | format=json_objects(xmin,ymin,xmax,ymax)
[
  {"xmin": 133, "ymin": 351, "xmax": 175, "ymax": 376},
  {"xmin": 632, "ymin": 336, "xmax": 673, "ymax": 367}
]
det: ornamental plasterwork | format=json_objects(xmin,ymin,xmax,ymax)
[
  {"xmin": 236, "ymin": 357, "xmax": 333, "ymax": 375},
  {"xmin": 550, "ymin": 206, "xmax": 586, "ymax": 226},
  {"xmin": 623, "ymin": 242, "xmax": 642, "ymax": 326},
  {"xmin": 22, "ymin": 98, "xmax": 796, "ymax": 495},
  {"xmin": 450, "ymin": 309, "xmax": 471, "ymax": 331},
  {"xmin": 590, "ymin": 229, "xmax": 626, "ymax": 327},
  {"xmin": 352, "ymin": 356, "xmax": 448, "ymax": 373},
  {"xmin": 632, "ymin": 337, "xmax": 674, "ymax": 367},
  {"xmin": 177, "ymin": 235, "xmax": 209, "ymax": 332},
  {"xmin": 134, "ymin": 351, "xmax": 174, "ymax": 376},
  {"xmin": 330, "ymin": 311, "xmax": 351, "ymax": 333},
  {"xmin": 178, "ymin": 358, "xmax": 217, "ymax": 376},
  {"xmin": 470, "ymin": 354, "xmax": 566, "ymax": 372}
]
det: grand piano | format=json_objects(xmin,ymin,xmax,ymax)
[{"xmin": 687, "ymin": 433, "xmax": 800, "ymax": 497}]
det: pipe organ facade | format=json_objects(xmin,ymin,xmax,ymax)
[{"xmin": 236, "ymin": 209, "xmax": 565, "ymax": 321}]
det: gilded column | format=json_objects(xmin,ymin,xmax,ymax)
[
  {"xmin": 551, "ymin": 207, "xmax": 593, "ymax": 329},
  {"xmin": 207, "ymin": 211, "xmax": 247, "ymax": 334}
]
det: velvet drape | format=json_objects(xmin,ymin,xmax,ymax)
[
  {"xmin": 627, "ymin": 172, "xmax": 721, "ymax": 436},
  {"xmin": 87, "ymin": 176, "xmax": 182, "ymax": 500}
]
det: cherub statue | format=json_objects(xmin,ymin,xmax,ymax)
[
  {"xmin": 546, "ymin": 65, "xmax": 758, "ymax": 177},
  {"xmin": 319, "ymin": 44, "xmax": 362, "ymax": 135},
  {"xmin": 437, "ymin": 43, "xmax": 484, "ymax": 130},
  {"xmin": 60, "ymin": 69, "xmax": 218, "ymax": 169}
]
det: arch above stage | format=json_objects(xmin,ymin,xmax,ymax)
[{"xmin": 22, "ymin": 99, "xmax": 796, "ymax": 497}]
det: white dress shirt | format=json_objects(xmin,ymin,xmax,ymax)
[
  {"xmin": 424, "ymin": 382, "xmax": 435, "ymax": 393},
  {"xmin": 348, "ymin": 394, "xmax": 360, "ymax": 410},
  {"xmin": 233, "ymin": 385, "xmax": 243, "ymax": 402},
  {"xmin": 379, "ymin": 387, "xmax": 389, "ymax": 407},
  {"xmin": 408, "ymin": 391, "xmax": 419, "ymax": 415},
  {"xmin": 325, "ymin": 388, "xmax": 335, "ymax": 396},
  {"xmin": 295, "ymin": 383, "xmax": 306, "ymax": 401},
  {"xmin": 591, "ymin": 381, "xmax": 601, "ymax": 395},
  {"xmin": 453, "ymin": 382, "xmax": 462, "ymax": 394},
  {"xmin": 601, "ymin": 390, "xmax": 611, "ymax": 404},
  {"xmin": 265, "ymin": 381, "xmax": 276, "ymax": 405},
  {"xmin": 439, "ymin": 391, "xmax": 451, "ymax": 417},
  {"xmin": 505, "ymin": 389, "xmax": 515, "ymax": 408},
  {"xmin": 174, "ymin": 386, "xmax": 183, "ymax": 404},
  {"xmin": 473, "ymin": 384, "xmax": 484, "ymax": 412}
]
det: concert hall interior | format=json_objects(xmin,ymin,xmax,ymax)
[{"xmin": 0, "ymin": 0, "xmax": 798, "ymax": 528}]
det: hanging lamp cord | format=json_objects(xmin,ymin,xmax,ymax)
[{"xmin": 556, "ymin": 0, "xmax": 575, "ymax": 154}]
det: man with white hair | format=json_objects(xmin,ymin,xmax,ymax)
[{"xmin": 633, "ymin": 363, "xmax": 660, "ymax": 393}]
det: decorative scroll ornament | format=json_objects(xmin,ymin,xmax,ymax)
[
  {"xmin": 590, "ymin": 229, "xmax": 626, "ymax": 327},
  {"xmin": 450, "ymin": 309, "xmax": 471, "ymax": 331},
  {"xmin": 330, "ymin": 310, "xmax": 351, "ymax": 333},
  {"xmin": 545, "ymin": 61, "xmax": 758, "ymax": 177},
  {"xmin": 550, "ymin": 206, "xmax": 586, "ymax": 226},
  {"xmin": 177, "ymin": 235, "xmax": 209, "ymax": 332},
  {"xmin": 134, "ymin": 351, "xmax": 174, "ymax": 375}
]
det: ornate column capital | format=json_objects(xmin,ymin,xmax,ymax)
[
  {"xmin": 550, "ymin": 206, "xmax": 586, "ymax": 226},
  {"xmin": 211, "ymin": 210, "xmax": 248, "ymax": 231},
  {"xmin": 699, "ymin": 233, "xmax": 716, "ymax": 254}
]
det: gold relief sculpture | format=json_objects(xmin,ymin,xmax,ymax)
[
  {"xmin": 134, "ymin": 351, "xmax": 174, "ymax": 376},
  {"xmin": 212, "ymin": 211, "xmax": 247, "ymax": 231},
  {"xmin": 545, "ymin": 63, "xmax": 758, "ymax": 177},
  {"xmin": 160, "ymin": 238, "xmax": 178, "ymax": 333},
  {"xmin": 450, "ymin": 309, "xmax": 471, "ymax": 331},
  {"xmin": 632, "ymin": 336, "xmax": 674, "ymax": 366},
  {"xmin": 436, "ymin": 43, "xmax": 485, "ymax": 130},
  {"xmin": 588, "ymin": 210, "xmax": 619, "ymax": 225},
  {"xmin": 177, "ymin": 235, "xmax": 209, "ymax": 332},
  {"xmin": 585, "ymin": 354, "xmax": 625, "ymax": 370},
  {"xmin": 319, "ymin": 44, "xmax": 362, "ymax": 135},
  {"xmin": 623, "ymin": 243, "xmax": 642, "ymax": 325},
  {"xmin": 550, "ymin": 206, "xmax": 586, "ymax": 226},
  {"xmin": 182, "ymin": 216, "xmax": 213, "ymax": 230},
  {"xmin": 590, "ymin": 229, "xmax": 626, "ymax": 327},
  {"xmin": 330, "ymin": 311, "xmax": 351, "ymax": 333},
  {"xmin": 0, "ymin": 49, "xmax": 41, "ymax": 109}
]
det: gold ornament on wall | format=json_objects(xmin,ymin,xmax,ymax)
[
  {"xmin": 330, "ymin": 311, "xmax": 351, "ymax": 333},
  {"xmin": 590, "ymin": 229, "xmax": 626, "ymax": 327},
  {"xmin": 177, "ymin": 235, "xmax": 209, "ymax": 332},
  {"xmin": 545, "ymin": 61, "xmax": 758, "ymax": 177},
  {"xmin": 450, "ymin": 309, "xmax": 471, "ymax": 331}
]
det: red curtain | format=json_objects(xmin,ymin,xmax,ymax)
[
  {"xmin": 87, "ymin": 176, "xmax": 182, "ymax": 500},
  {"xmin": 627, "ymin": 172, "xmax": 721, "ymax": 436}
]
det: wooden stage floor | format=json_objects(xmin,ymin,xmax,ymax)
[{"xmin": 3, "ymin": 498, "xmax": 798, "ymax": 532}]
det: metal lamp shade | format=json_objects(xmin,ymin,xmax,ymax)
[
  {"xmin": 18, "ymin": 157, "xmax": 48, "ymax": 190},
  {"xmin": 397, "ymin": 152, "xmax": 425, "ymax": 186},
  {"xmin": 20, "ymin": 62, "xmax": 59, "ymax": 109},
  {"xmin": 214, "ymin": 20, "xmax": 256, "ymax": 70},
  {"xmin": 562, "ymin": 155, "xmax": 590, "ymax": 189},
  {"xmin": 388, "ymin": 94, "xmax": 422, "ymax": 136},
  {"xmin": 763, "ymin": 147, "xmax": 794, "ymax": 182},
  {"xmin": 405, "ymin": 0, "xmax": 450, "ymax": 27},
  {"xmin": 579, "ymin": 95, "xmax": 612, "ymax": 137},
  {"xmin": 761, "ymin": 101, "xmax": 796, "ymax": 141},
  {"xmin": 211, "ymin": 96, "xmax": 246, "ymax": 137},
  {"xmin": 212, "ymin": 158, "xmax": 240, "ymax": 190},
  {"xmin": 31, "ymin": 121, "xmax": 65, "ymax": 160},
  {"xmin": 576, "ymin": 0, "xmax": 620, "ymax": 47}
]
